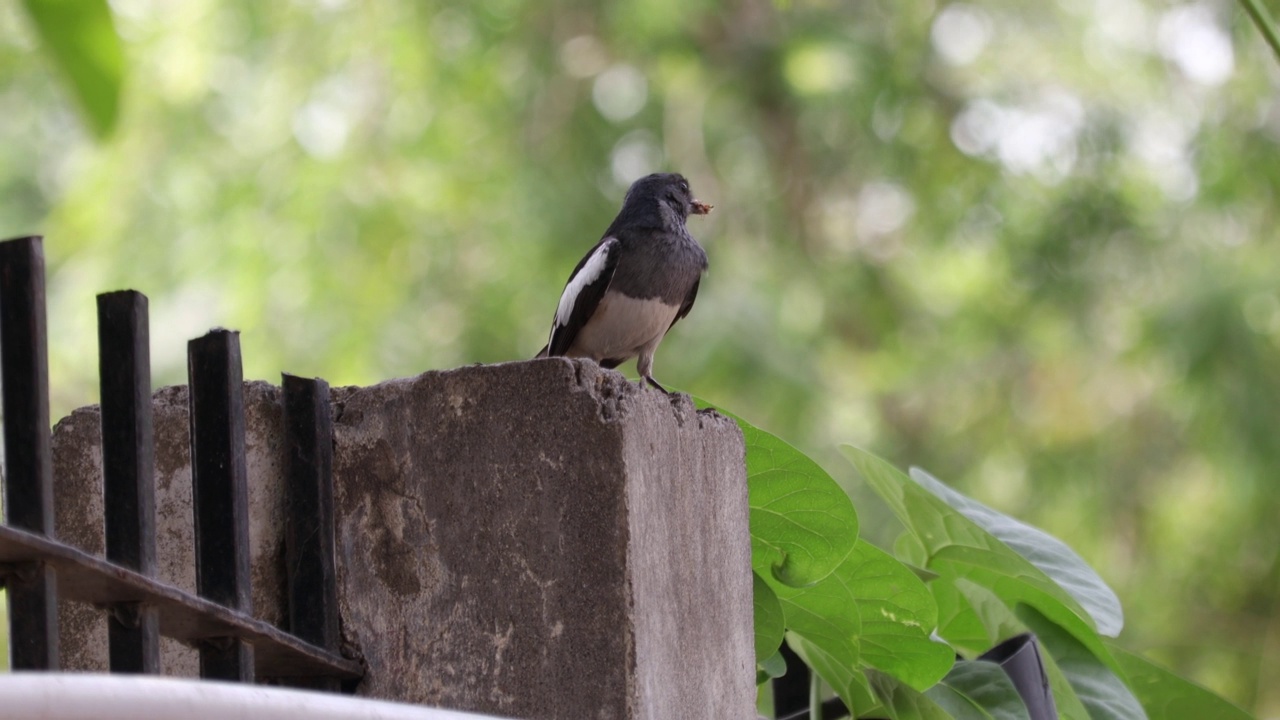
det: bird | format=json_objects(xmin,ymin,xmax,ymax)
[{"xmin": 535, "ymin": 173, "xmax": 712, "ymax": 394}]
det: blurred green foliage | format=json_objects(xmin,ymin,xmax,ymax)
[
  {"xmin": 19, "ymin": 0, "xmax": 123, "ymax": 138},
  {"xmin": 0, "ymin": 0, "xmax": 1277, "ymax": 713}
]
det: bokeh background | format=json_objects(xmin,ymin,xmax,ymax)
[{"xmin": 1, "ymin": 0, "xmax": 1278, "ymax": 714}]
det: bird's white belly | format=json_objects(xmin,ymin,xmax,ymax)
[{"xmin": 569, "ymin": 292, "xmax": 679, "ymax": 361}]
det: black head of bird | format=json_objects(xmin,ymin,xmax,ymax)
[
  {"xmin": 536, "ymin": 173, "xmax": 712, "ymax": 394},
  {"xmin": 610, "ymin": 172, "xmax": 713, "ymax": 231}
]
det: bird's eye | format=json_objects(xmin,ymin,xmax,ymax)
[{"xmin": 679, "ymin": 181, "xmax": 689, "ymax": 193}]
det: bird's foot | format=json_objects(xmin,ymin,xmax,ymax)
[{"xmin": 643, "ymin": 375, "xmax": 673, "ymax": 395}]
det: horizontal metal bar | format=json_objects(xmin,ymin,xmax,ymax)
[{"xmin": 0, "ymin": 524, "xmax": 362, "ymax": 680}]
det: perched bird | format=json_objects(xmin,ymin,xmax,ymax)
[{"xmin": 535, "ymin": 173, "xmax": 712, "ymax": 393}]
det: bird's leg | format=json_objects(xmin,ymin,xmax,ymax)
[{"xmin": 636, "ymin": 349, "xmax": 671, "ymax": 394}]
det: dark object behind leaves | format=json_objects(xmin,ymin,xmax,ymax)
[
  {"xmin": 980, "ymin": 633, "xmax": 1058, "ymax": 720},
  {"xmin": 778, "ymin": 697, "xmax": 850, "ymax": 720},
  {"xmin": 773, "ymin": 641, "xmax": 852, "ymax": 720},
  {"xmin": 771, "ymin": 633, "xmax": 1056, "ymax": 719},
  {"xmin": 771, "ymin": 641, "xmax": 809, "ymax": 716}
]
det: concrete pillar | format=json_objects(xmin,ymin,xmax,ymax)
[{"xmin": 49, "ymin": 359, "xmax": 754, "ymax": 719}]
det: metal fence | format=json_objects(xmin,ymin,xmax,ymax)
[{"xmin": 0, "ymin": 235, "xmax": 361, "ymax": 687}]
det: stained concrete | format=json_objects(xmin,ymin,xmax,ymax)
[
  {"xmin": 53, "ymin": 382, "xmax": 288, "ymax": 677},
  {"xmin": 48, "ymin": 359, "xmax": 753, "ymax": 719}
]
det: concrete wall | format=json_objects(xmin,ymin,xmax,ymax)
[{"xmin": 49, "ymin": 359, "xmax": 754, "ymax": 720}]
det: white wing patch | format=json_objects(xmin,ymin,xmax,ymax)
[{"xmin": 555, "ymin": 238, "xmax": 615, "ymax": 328}]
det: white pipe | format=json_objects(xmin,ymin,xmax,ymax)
[{"xmin": 0, "ymin": 674, "xmax": 511, "ymax": 720}]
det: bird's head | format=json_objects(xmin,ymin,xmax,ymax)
[{"xmin": 624, "ymin": 173, "xmax": 713, "ymax": 223}]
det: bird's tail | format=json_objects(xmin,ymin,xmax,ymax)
[{"xmin": 533, "ymin": 344, "xmax": 549, "ymax": 359}]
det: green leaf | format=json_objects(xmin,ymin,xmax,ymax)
[
  {"xmin": 909, "ymin": 467, "xmax": 1123, "ymax": 637},
  {"xmin": 1018, "ymin": 606, "xmax": 1147, "ymax": 720},
  {"xmin": 869, "ymin": 670, "xmax": 959, "ymax": 720},
  {"xmin": 1038, "ymin": 643, "xmax": 1096, "ymax": 720},
  {"xmin": 938, "ymin": 546, "xmax": 1120, "ymax": 672},
  {"xmin": 925, "ymin": 682, "xmax": 998, "ymax": 720},
  {"xmin": 941, "ymin": 580, "xmax": 1092, "ymax": 720},
  {"xmin": 753, "ymin": 571, "xmax": 785, "ymax": 662},
  {"xmin": 787, "ymin": 633, "xmax": 878, "ymax": 715},
  {"xmin": 769, "ymin": 539, "xmax": 953, "ymax": 693},
  {"xmin": 843, "ymin": 446, "xmax": 1119, "ymax": 674},
  {"xmin": 744, "ymin": 420, "xmax": 858, "ymax": 587},
  {"xmin": 769, "ymin": 554, "xmax": 862, "ymax": 676},
  {"xmin": 1109, "ymin": 644, "xmax": 1253, "ymax": 720},
  {"xmin": 0, "ymin": 589, "xmax": 8, "ymax": 672},
  {"xmin": 926, "ymin": 661, "xmax": 1032, "ymax": 720},
  {"xmin": 932, "ymin": 578, "xmax": 1008, "ymax": 657},
  {"xmin": 847, "ymin": 541, "xmax": 954, "ymax": 690},
  {"xmin": 1239, "ymin": 0, "xmax": 1280, "ymax": 64},
  {"xmin": 21, "ymin": 0, "xmax": 124, "ymax": 139},
  {"xmin": 895, "ymin": 530, "xmax": 929, "ymax": 568},
  {"xmin": 759, "ymin": 648, "xmax": 788, "ymax": 681},
  {"xmin": 904, "ymin": 562, "xmax": 941, "ymax": 584}
]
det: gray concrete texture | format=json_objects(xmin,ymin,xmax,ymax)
[{"xmin": 48, "ymin": 359, "xmax": 754, "ymax": 719}]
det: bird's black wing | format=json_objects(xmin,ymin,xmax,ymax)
[
  {"xmin": 668, "ymin": 275, "xmax": 700, "ymax": 331},
  {"xmin": 546, "ymin": 237, "xmax": 619, "ymax": 357}
]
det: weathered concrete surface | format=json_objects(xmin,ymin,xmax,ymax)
[
  {"xmin": 620, "ymin": 383, "xmax": 753, "ymax": 716},
  {"xmin": 49, "ymin": 360, "xmax": 753, "ymax": 719},
  {"xmin": 330, "ymin": 360, "xmax": 753, "ymax": 718}
]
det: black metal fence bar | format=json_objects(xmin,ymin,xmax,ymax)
[
  {"xmin": 188, "ymin": 329, "xmax": 254, "ymax": 682},
  {"xmin": 97, "ymin": 290, "xmax": 161, "ymax": 674},
  {"xmin": 0, "ymin": 235, "xmax": 59, "ymax": 669},
  {"xmin": 282, "ymin": 374, "xmax": 342, "ymax": 691},
  {"xmin": 0, "ymin": 235, "xmax": 361, "ymax": 685},
  {"xmin": 0, "ymin": 524, "xmax": 361, "ymax": 678},
  {"xmin": 282, "ymin": 374, "xmax": 340, "ymax": 649}
]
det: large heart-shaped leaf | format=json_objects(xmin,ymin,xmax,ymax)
[
  {"xmin": 843, "ymin": 446, "xmax": 1118, "ymax": 673},
  {"xmin": 768, "ymin": 553, "xmax": 862, "ymax": 675},
  {"xmin": 910, "ymin": 467, "xmax": 1122, "ymax": 637},
  {"xmin": 846, "ymin": 541, "xmax": 954, "ymax": 690},
  {"xmin": 745, "ymin": 421, "xmax": 859, "ymax": 587},
  {"xmin": 769, "ymin": 539, "xmax": 953, "ymax": 693},
  {"xmin": 692, "ymin": 399, "xmax": 859, "ymax": 667}
]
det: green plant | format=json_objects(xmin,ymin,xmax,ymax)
[
  {"xmin": 18, "ymin": 0, "xmax": 123, "ymax": 139},
  {"xmin": 731, "ymin": 410, "xmax": 1253, "ymax": 719},
  {"xmin": 0, "ymin": 590, "xmax": 7, "ymax": 672}
]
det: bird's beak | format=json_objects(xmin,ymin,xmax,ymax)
[{"xmin": 691, "ymin": 199, "xmax": 713, "ymax": 215}]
